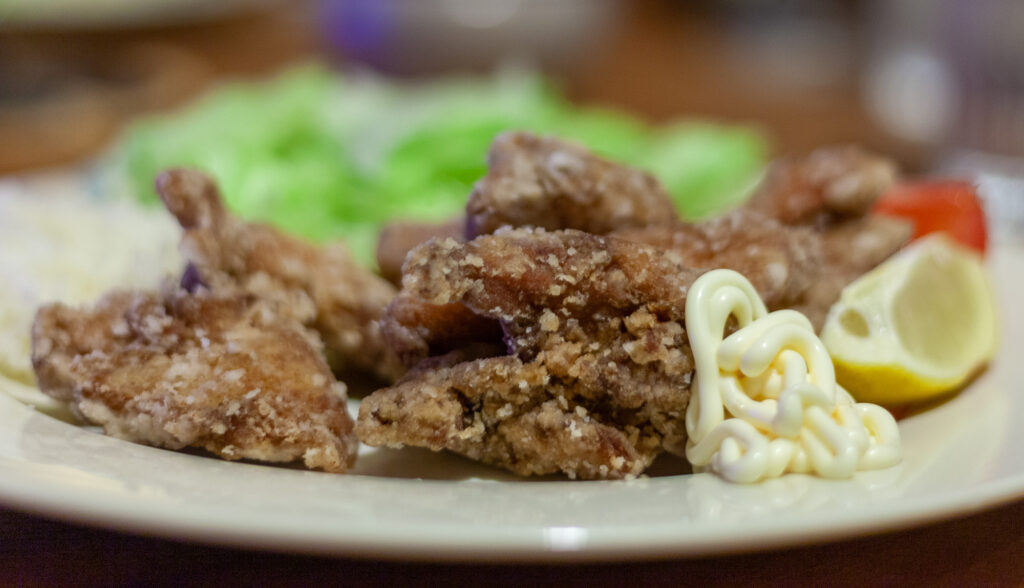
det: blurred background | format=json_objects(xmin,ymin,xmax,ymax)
[{"xmin": 2, "ymin": 0, "xmax": 1023, "ymax": 238}]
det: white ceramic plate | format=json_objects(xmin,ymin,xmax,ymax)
[{"xmin": 0, "ymin": 244, "xmax": 1021, "ymax": 562}]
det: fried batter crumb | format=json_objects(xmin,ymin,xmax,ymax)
[
  {"xmin": 465, "ymin": 132, "xmax": 680, "ymax": 238},
  {"xmin": 156, "ymin": 168, "xmax": 401, "ymax": 381},
  {"xmin": 376, "ymin": 218, "xmax": 465, "ymax": 287},
  {"xmin": 358, "ymin": 228, "xmax": 701, "ymax": 479},
  {"xmin": 32, "ymin": 286, "xmax": 358, "ymax": 473},
  {"xmin": 613, "ymin": 209, "xmax": 823, "ymax": 311},
  {"xmin": 745, "ymin": 145, "xmax": 898, "ymax": 227},
  {"xmin": 741, "ymin": 145, "xmax": 911, "ymax": 328}
]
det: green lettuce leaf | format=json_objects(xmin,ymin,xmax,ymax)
[{"xmin": 110, "ymin": 64, "xmax": 766, "ymax": 266}]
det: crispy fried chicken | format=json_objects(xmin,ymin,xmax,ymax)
[
  {"xmin": 745, "ymin": 145, "xmax": 898, "ymax": 227},
  {"xmin": 32, "ymin": 285, "xmax": 358, "ymax": 472},
  {"xmin": 741, "ymin": 145, "xmax": 912, "ymax": 327},
  {"xmin": 156, "ymin": 168, "xmax": 401, "ymax": 381},
  {"xmin": 465, "ymin": 132, "xmax": 680, "ymax": 238},
  {"xmin": 358, "ymin": 228, "xmax": 701, "ymax": 479},
  {"xmin": 376, "ymin": 218, "xmax": 465, "ymax": 287},
  {"xmin": 613, "ymin": 210, "xmax": 822, "ymax": 311}
]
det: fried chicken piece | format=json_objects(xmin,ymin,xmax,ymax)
[
  {"xmin": 613, "ymin": 210, "xmax": 823, "ymax": 311},
  {"xmin": 462, "ymin": 133, "xmax": 827, "ymax": 312},
  {"xmin": 155, "ymin": 168, "xmax": 401, "ymax": 381},
  {"xmin": 792, "ymin": 215, "xmax": 913, "ymax": 328},
  {"xmin": 379, "ymin": 293, "xmax": 504, "ymax": 370},
  {"xmin": 359, "ymin": 354, "xmax": 679, "ymax": 479},
  {"xmin": 358, "ymin": 228, "xmax": 701, "ymax": 479},
  {"xmin": 745, "ymin": 145, "xmax": 898, "ymax": 227},
  {"xmin": 31, "ymin": 286, "xmax": 358, "ymax": 473},
  {"xmin": 376, "ymin": 218, "xmax": 465, "ymax": 286},
  {"xmin": 741, "ymin": 146, "xmax": 911, "ymax": 327},
  {"xmin": 465, "ymin": 132, "xmax": 680, "ymax": 238},
  {"xmin": 820, "ymin": 214, "xmax": 913, "ymax": 273}
]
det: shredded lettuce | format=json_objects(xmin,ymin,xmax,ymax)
[{"xmin": 111, "ymin": 64, "xmax": 766, "ymax": 266}]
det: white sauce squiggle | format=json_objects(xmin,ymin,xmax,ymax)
[{"xmin": 684, "ymin": 269, "xmax": 901, "ymax": 483}]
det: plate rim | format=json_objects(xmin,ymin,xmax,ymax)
[
  {"xmin": 1, "ymin": 446, "xmax": 1024, "ymax": 562},
  {"xmin": 0, "ymin": 242, "xmax": 1021, "ymax": 562}
]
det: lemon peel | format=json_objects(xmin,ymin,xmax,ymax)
[{"xmin": 821, "ymin": 233, "xmax": 997, "ymax": 405}]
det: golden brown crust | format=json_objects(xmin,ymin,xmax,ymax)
[
  {"xmin": 613, "ymin": 210, "xmax": 823, "ymax": 311},
  {"xmin": 745, "ymin": 145, "xmax": 898, "ymax": 227},
  {"xmin": 465, "ymin": 132, "xmax": 680, "ymax": 238},
  {"xmin": 155, "ymin": 168, "xmax": 402, "ymax": 381},
  {"xmin": 379, "ymin": 293, "xmax": 503, "ymax": 370},
  {"xmin": 358, "ymin": 355, "xmax": 674, "ymax": 480},
  {"xmin": 401, "ymin": 228, "xmax": 702, "ymax": 326},
  {"xmin": 376, "ymin": 218, "xmax": 465, "ymax": 287},
  {"xmin": 741, "ymin": 146, "xmax": 911, "ymax": 328},
  {"xmin": 32, "ymin": 287, "xmax": 358, "ymax": 473},
  {"xmin": 791, "ymin": 215, "xmax": 914, "ymax": 328},
  {"xmin": 358, "ymin": 228, "xmax": 700, "ymax": 479}
]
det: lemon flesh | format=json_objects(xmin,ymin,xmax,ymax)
[{"xmin": 820, "ymin": 233, "xmax": 998, "ymax": 405}]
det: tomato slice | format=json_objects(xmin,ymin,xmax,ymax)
[{"xmin": 872, "ymin": 180, "xmax": 987, "ymax": 254}]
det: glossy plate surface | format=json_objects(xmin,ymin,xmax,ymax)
[{"xmin": 0, "ymin": 244, "xmax": 1021, "ymax": 562}]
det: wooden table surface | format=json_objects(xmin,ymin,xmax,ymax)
[{"xmin": 4, "ymin": 497, "xmax": 1024, "ymax": 586}]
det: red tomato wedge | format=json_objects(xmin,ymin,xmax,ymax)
[{"xmin": 872, "ymin": 180, "xmax": 988, "ymax": 254}]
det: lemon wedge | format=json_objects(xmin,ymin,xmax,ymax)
[{"xmin": 820, "ymin": 233, "xmax": 998, "ymax": 405}]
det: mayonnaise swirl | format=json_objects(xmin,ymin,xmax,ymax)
[{"xmin": 684, "ymin": 269, "xmax": 900, "ymax": 483}]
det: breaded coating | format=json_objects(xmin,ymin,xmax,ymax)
[
  {"xmin": 379, "ymin": 293, "xmax": 503, "ymax": 370},
  {"xmin": 820, "ymin": 215, "xmax": 912, "ymax": 272},
  {"xmin": 465, "ymin": 132, "xmax": 680, "ymax": 238},
  {"xmin": 613, "ymin": 210, "xmax": 823, "ymax": 310},
  {"xmin": 745, "ymin": 145, "xmax": 898, "ymax": 227},
  {"xmin": 792, "ymin": 215, "xmax": 913, "ymax": 328},
  {"xmin": 358, "ymin": 228, "xmax": 701, "ymax": 479},
  {"xmin": 461, "ymin": 133, "xmax": 833, "ymax": 315},
  {"xmin": 400, "ymin": 228, "xmax": 701, "ymax": 328},
  {"xmin": 376, "ymin": 218, "xmax": 465, "ymax": 286},
  {"xmin": 742, "ymin": 146, "xmax": 911, "ymax": 327},
  {"xmin": 155, "ymin": 168, "xmax": 401, "ymax": 381},
  {"xmin": 31, "ymin": 287, "xmax": 358, "ymax": 473}
]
